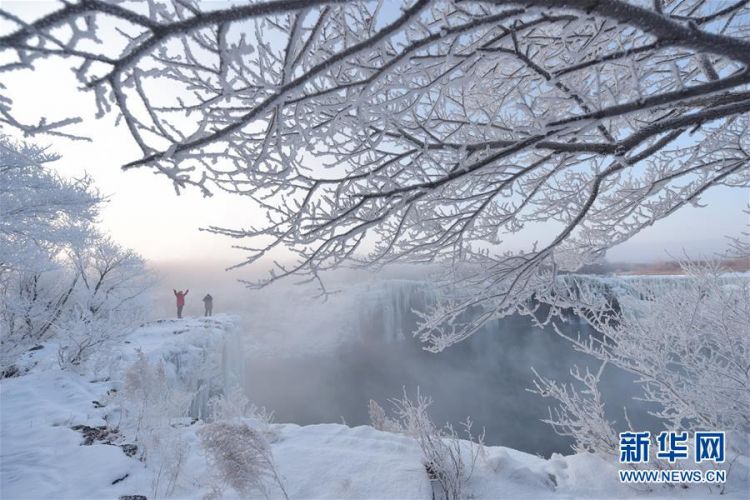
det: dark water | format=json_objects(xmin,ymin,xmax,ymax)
[{"xmin": 244, "ymin": 283, "xmax": 661, "ymax": 457}]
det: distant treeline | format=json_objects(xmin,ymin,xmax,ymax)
[{"xmin": 579, "ymin": 257, "xmax": 749, "ymax": 276}]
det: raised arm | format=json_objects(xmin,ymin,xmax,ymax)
[
  {"xmin": 173, "ymin": 289, "xmax": 177, "ymax": 296},
  {"xmin": 184, "ymin": 290, "xmax": 189, "ymax": 296}
]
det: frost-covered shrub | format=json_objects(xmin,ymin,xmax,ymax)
[
  {"xmin": 207, "ymin": 387, "xmax": 278, "ymax": 442},
  {"xmin": 117, "ymin": 352, "xmax": 192, "ymax": 497},
  {"xmin": 120, "ymin": 352, "xmax": 190, "ymax": 436},
  {"xmin": 56, "ymin": 304, "xmax": 141, "ymax": 370},
  {"xmin": 368, "ymin": 399, "xmax": 402, "ymax": 433},
  {"xmin": 0, "ymin": 262, "xmax": 73, "ymax": 370},
  {"xmin": 56, "ymin": 239, "xmax": 152, "ymax": 369},
  {"xmin": 149, "ymin": 428, "xmax": 188, "ymax": 498},
  {"xmin": 372, "ymin": 390, "xmax": 484, "ymax": 500},
  {"xmin": 198, "ymin": 421, "xmax": 287, "ymax": 500},
  {"xmin": 2, "ymin": 240, "xmax": 151, "ymax": 371},
  {"xmin": 530, "ymin": 363, "xmax": 617, "ymax": 458},
  {"xmin": 208, "ymin": 387, "xmax": 252, "ymax": 422},
  {"xmin": 533, "ymin": 263, "xmax": 749, "ymax": 481}
]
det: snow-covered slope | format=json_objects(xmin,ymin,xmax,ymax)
[
  {"xmin": 1, "ymin": 315, "xmax": 748, "ymax": 499},
  {"xmin": 1, "ymin": 367, "xmax": 138, "ymax": 499},
  {"xmin": 0, "ymin": 315, "xmax": 235, "ymax": 499}
]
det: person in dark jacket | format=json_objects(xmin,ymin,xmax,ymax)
[
  {"xmin": 174, "ymin": 289, "xmax": 188, "ymax": 318},
  {"xmin": 202, "ymin": 293, "xmax": 213, "ymax": 317}
]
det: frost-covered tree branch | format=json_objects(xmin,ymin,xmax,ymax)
[
  {"xmin": 0, "ymin": 136, "xmax": 101, "ymax": 274},
  {"xmin": 536, "ymin": 263, "xmax": 750, "ymax": 446},
  {"xmin": 1, "ymin": 1, "xmax": 748, "ymax": 347},
  {"xmin": 531, "ymin": 263, "xmax": 749, "ymax": 492}
]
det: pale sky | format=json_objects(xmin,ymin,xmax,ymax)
[
  {"xmin": 2, "ymin": 1, "xmax": 748, "ymax": 270},
  {"xmin": 2, "ymin": 57, "xmax": 254, "ymax": 269}
]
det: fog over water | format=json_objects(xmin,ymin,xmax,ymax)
[{"xmin": 150, "ymin": 261, "xmax": 663, "ymax": 457}]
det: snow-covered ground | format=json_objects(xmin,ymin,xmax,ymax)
[
  {"xmin": 1, "ymin": 315, "xmax": 748, "ymax": 499},
  {"xmin": 0, "ymin": 315, "xmax": 234, "ymax": 499}
]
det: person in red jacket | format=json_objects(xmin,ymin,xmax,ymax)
[{"xmin": 173, "ymin": 289, "xmax": 188, "ymax": 318}]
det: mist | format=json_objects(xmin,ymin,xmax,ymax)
[{"xmin": 148, "ymin": 260, "xmax": 660, "ymax": 458}]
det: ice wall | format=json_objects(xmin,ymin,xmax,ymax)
[{"xmin": 111, "ymin": 315, "xmax": 246, "ymax": 420}]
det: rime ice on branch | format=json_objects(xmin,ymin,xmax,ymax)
[
  {"xmin": 0, "ymin": 137, "xmax": 152, "ymax": 369},
  {"xmin": 1, "ymin": 0, "xmax": 749, "ymax": 348}
]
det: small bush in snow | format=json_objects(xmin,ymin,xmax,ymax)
[
  {"xmin": 117, "ymin": 352, "xmax": 192, "ymax": 497},
  {"xmin": 208, "ymin": 387, "xmax": 278, "ymax": 442},
  {"xmin": 368, "ymin": 399, "xmax": 402, "ymax": 434},
  {"xmin": 198, "ymin": 421, "xmax": 287, "ymax": 500},
  {"xmin": 120, "ymin": 352, "xmax": 189, "ymax": 435},
  {"xmin": 372, "ymin": 389, "xmax": 484, "ymax": 500},
  {"xmin": 208, "ymin": 387, "xmax": 252, "ymax": 421},
  {"xmin": 149, "ymin": 429, "xmax": 188, "ymax": 498},
  {"xmin": 56, "ymin": 239, "xmax": 152, "ymax": 369}
]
